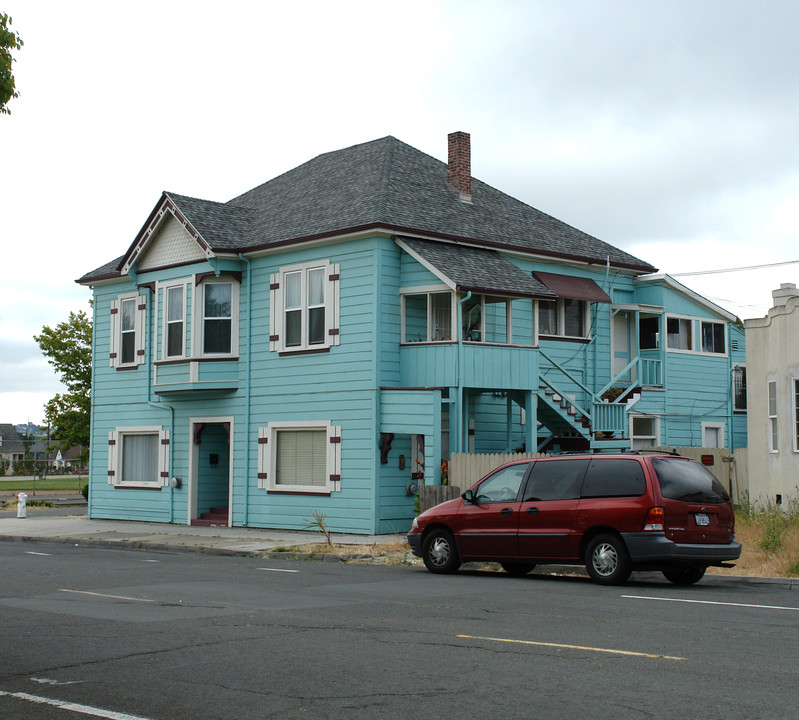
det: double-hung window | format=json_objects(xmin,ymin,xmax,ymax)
[
  {"xmin": 257, "ymin": 421, "xmax": 342, "ymax": 493},
  {"xmin": 110, "ymin": 292, "xmax": 146, "ymax": 368},
  {"xmin": 164, "ymin": 284, "xmax": 186, "ymax": 358},
  {"xmin": 193, "ymin": 276, "xmax": 239, "ymax": 357},
  {"xmin": 108, "ymin": 426, "xmax": 170, "ymax": 488},
  {"xmin": 768, "ymin": 380, "xmax": 779, "ymax": 452},
  {"xmin": 203, "ymin": 282, "xmax": 232, "ymax": 354},
  {"xmin": 270, "ymin": 260, "xmax": 340, "ymax": 353},
  {"xmin": 793, "ymin": 379, "xmax": 799, "ymax": 453}
]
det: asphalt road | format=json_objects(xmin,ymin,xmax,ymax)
[{"xmin": 1, "ymin": 542, "xmax": 797, "ymax": 720}]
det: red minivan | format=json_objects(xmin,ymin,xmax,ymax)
[{"xmin": 406, "ymin": 452, "xmax": 741, "ymax": 585}]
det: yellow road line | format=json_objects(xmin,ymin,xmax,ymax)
[{"xmin": 457, "ymin": 634, "xmax": 685, "ymax": 661}]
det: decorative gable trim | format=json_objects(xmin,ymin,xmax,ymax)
[{"xmin": 121, "ymin": 195, "xmax": 214, "ymax": 276}]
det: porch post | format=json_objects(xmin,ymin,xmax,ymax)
[{"xmin": 524, "ymin": 390, "xmax": 536, "ymax": 453}]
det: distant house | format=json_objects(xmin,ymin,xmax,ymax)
[
  {"xmin": 744, "ymin": 283, "xmax": 799, "ymax": 506},
  {"xmin": 0, "ymin": 424, "xmax": 26, "ymax": 471},
  {"xmin": 77, "ymin": 132, "xmax": 746, "ymax": 534}
]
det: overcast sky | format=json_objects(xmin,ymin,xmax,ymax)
[{"xmin": 2, "ymin": 0, "xmax": 797, "ymax": 426}]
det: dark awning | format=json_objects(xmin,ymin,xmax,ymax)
[
  {"xmin": 532, "ymin": 271, "xmax": 611, "ymax": 303},
  {"xmin": 398, "ymin": 237, "xmax": 554, "ymax": 299}
]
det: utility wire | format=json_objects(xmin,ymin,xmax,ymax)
[{"xmin": 671, "ymin": 259, "xmax": 799, "ymax": 277}]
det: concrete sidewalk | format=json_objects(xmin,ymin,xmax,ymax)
[{"xmin": 0, "ymin": 510, "xmax": 408, "ymax": 558}]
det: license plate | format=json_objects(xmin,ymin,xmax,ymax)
[{"xmin": 695, "ymin": 513, "xmax": 710, "ymax": 526}]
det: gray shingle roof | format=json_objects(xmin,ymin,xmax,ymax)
[
  {"xmin": 0, "ymin": 424, "xmax": 26, "ymax": 454},
  {"xmin": 398, "ymin": 237, "xmax": 554, "ymax": 298},
  {"xmin": 78, "ymin": 135, "xmax": 656, "ymax": 283}
]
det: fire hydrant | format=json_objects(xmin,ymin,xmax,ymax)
[{"xmin": 17, "ymin": 493, "xmax": 27, "ymax": 519}]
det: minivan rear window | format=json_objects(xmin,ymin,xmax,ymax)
[
  {"xmin": 581, "ymin": 458, "xmax": 646, "ymax": 498},
  {"xmin": 652, "ymin": 458, "xmax": 730, "ymax": 504}
]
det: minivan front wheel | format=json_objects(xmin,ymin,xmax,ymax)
[
  {"xmin": 422, "ymin": 529, "xmax": 461, "ymax": 574},
  {"xmin": 662, "ymin": 565, "xmax": 706, "ymax": 585},
  {"xmin": 585, "ymin": 534, "xmax": 632, "ymax": 585}
]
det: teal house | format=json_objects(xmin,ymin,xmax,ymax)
[{"xmin": 78, "ymin": 132, "xmax": 746, "ymax": 534}]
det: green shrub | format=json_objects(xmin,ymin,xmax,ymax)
[
  {"xmin": 80, "ymin": 483, "xmax": 89, "ymax": 500},
  {"xmin": 758, "ymin": 511, "xmax": 788, "ymax": 553}
]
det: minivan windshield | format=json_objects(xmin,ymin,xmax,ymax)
[{"xmin": 652, "ymin": 458, "xmax": 730, "ymax": 504}]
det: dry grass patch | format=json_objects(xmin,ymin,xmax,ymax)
[{"xmin": 707, "ymin": 509, "xmax": 799, "ymax": 578}]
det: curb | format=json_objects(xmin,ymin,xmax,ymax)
[{"xmin": 1, "ymin": 533, "xmax": 797, "ymax": 586}]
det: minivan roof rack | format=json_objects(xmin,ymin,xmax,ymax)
[{"xmin": 625, "ymin": 448, "xmax": 682, "ymax": 456}]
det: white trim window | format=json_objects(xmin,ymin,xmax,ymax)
[
  {"xmin": 270, "ymin": 260, "xmax": 340, "ymax": 352},
  {"xmin": 793, "ymin": 378, "xmax": 799, "ymax": 453},
  {"xmin": 109, "ymin": 292, "xmax": 146, "ymax": 368},
  {"xmin": 163, "ymin": 283, "xmax": 186, "ymax": 359},
  {"xmin": 193, "ymin": 276, "xmax": 239, "ymax": 357},
  {"xmin": 537, "ymin": 299, "xmax": 589, "ymax": 339},
  {"xmin": 401, "ymin": 287, "xmax": 453, "ymax": 342},
  {"xmin": 701, "ymin": 422, "xmax": 725, "ymax": 448},
  {"xmin": 700, "ymin": 321, "xmax": 726, "ymax": 354},
  {"xmin": 768, "ymin": 380, "xmax": 779, "ymax": 453},
  {"xmin": 257, "ymin": 421, "xmax": 341, "ymax": 493},
  {"xmin": 108, "ymin": 426, "xmax": 170, "ymax": 487},
  {"xmin": 630, "ymin": 415, "xmax": 660, "ymax": 450},
  {"xmin": 666, "ymin": 316, "xmax": 693, "ymax": 351}
]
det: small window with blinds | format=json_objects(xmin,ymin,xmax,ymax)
[{"xmin": 258, "ymin": 421, "xmax": 342, "ymax": 493}]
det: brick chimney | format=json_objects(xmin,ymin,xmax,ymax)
[{"xmin": 448, "ymin": 131, "xmax": 472, "ymax": 201}]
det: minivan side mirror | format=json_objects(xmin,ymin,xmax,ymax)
[{"xmin": 462, "ymin": 489, "xmax": 475, "ymax": 504}]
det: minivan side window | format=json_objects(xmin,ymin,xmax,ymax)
[
  {"xmin": 523, "ymin": 459, "xmax": 589, "ymax": 501},
  {"xmin": 474, "ymin": 464, "xmax": 530, "ymax": 503},
  {"xmin": 581, "ymin": 459, "xmax": 646, "ymax": 498}
]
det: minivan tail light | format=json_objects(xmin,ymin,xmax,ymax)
[{"xmin": 643, "ymin": 506, "xmax": 665, "ymax": 531}]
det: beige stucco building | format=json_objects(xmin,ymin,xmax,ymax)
[{"xmin": 745, "ymin": 283, "xmax": 799, "ymax": 506}]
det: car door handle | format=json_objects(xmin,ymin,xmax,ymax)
[
  {"xmin": 500, "ymin": 508, "xmax": 513, "ymax": 516},
  {"xmin": 526, "ymin": 507, "xmax": 539, "ymax": 515}
]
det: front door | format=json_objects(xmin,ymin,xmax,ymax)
[
  {"xmin": 612, "ymin": 311, "xmax": 634, "ymax": 383},
  {"xmin": 189, "ymin": 419, "xmax": 232, "ymax": 526}
]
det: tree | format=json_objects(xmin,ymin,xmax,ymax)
[
  {"xmin": 34, "ymin": 310, "xmax": 93, "ymax": 459},
  {"xmin": 1, "ymin": 12, "xmax": 23, "ymax": 115}
]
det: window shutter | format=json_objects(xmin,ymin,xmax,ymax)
[
  {"xmin": 107, "ymin": 430, "xmax": 118, "ymax": 484},
  {"xmin": 327, "ymin": 263, "xmax": 340, "ymax": 346},
  {"xmin": 257, "ymin": 426, "xmax": 269, "ymax": 488},
  {"xmin": 109, "ymin": 300, "xmax": 120, "ymax": 367},
  {"xmin": 269, "ymin": 273, "xmax": 281, "ymax": 352},
  {"xmin": 158, "ymin": 428, "xmax": 170, "ymax": 486},
  {"xmin": 328, "ymin": 425, "xmax": 342, "ymax": 488},
  {"xmin": 135, "ymin": 295, "xmax": 147, "ymax": 365}
]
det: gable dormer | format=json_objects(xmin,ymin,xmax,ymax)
[{"xmin": 120, "ymin": 193, "xmax": 216, "ymax": 276}]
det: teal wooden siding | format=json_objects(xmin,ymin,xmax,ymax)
[{"xmin": 87, "ymin": 231, "xmax": 746, "ymax": 535}]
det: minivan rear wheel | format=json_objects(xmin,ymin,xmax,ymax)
[
  {"xmin": 662, "ymin": 565, "xmax": 706, "ymax": 585},
  {"xmin": 585, "ymin": 533, "xmax": 632, "ymax": 585},
  {"xmin": 422, "ymin": 528, "xmax": 461, "ymax": 574}
]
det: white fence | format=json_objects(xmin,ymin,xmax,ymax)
[{"xmin": 448, "ymin": 448, "xmax": 749, "ymax": 505}]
